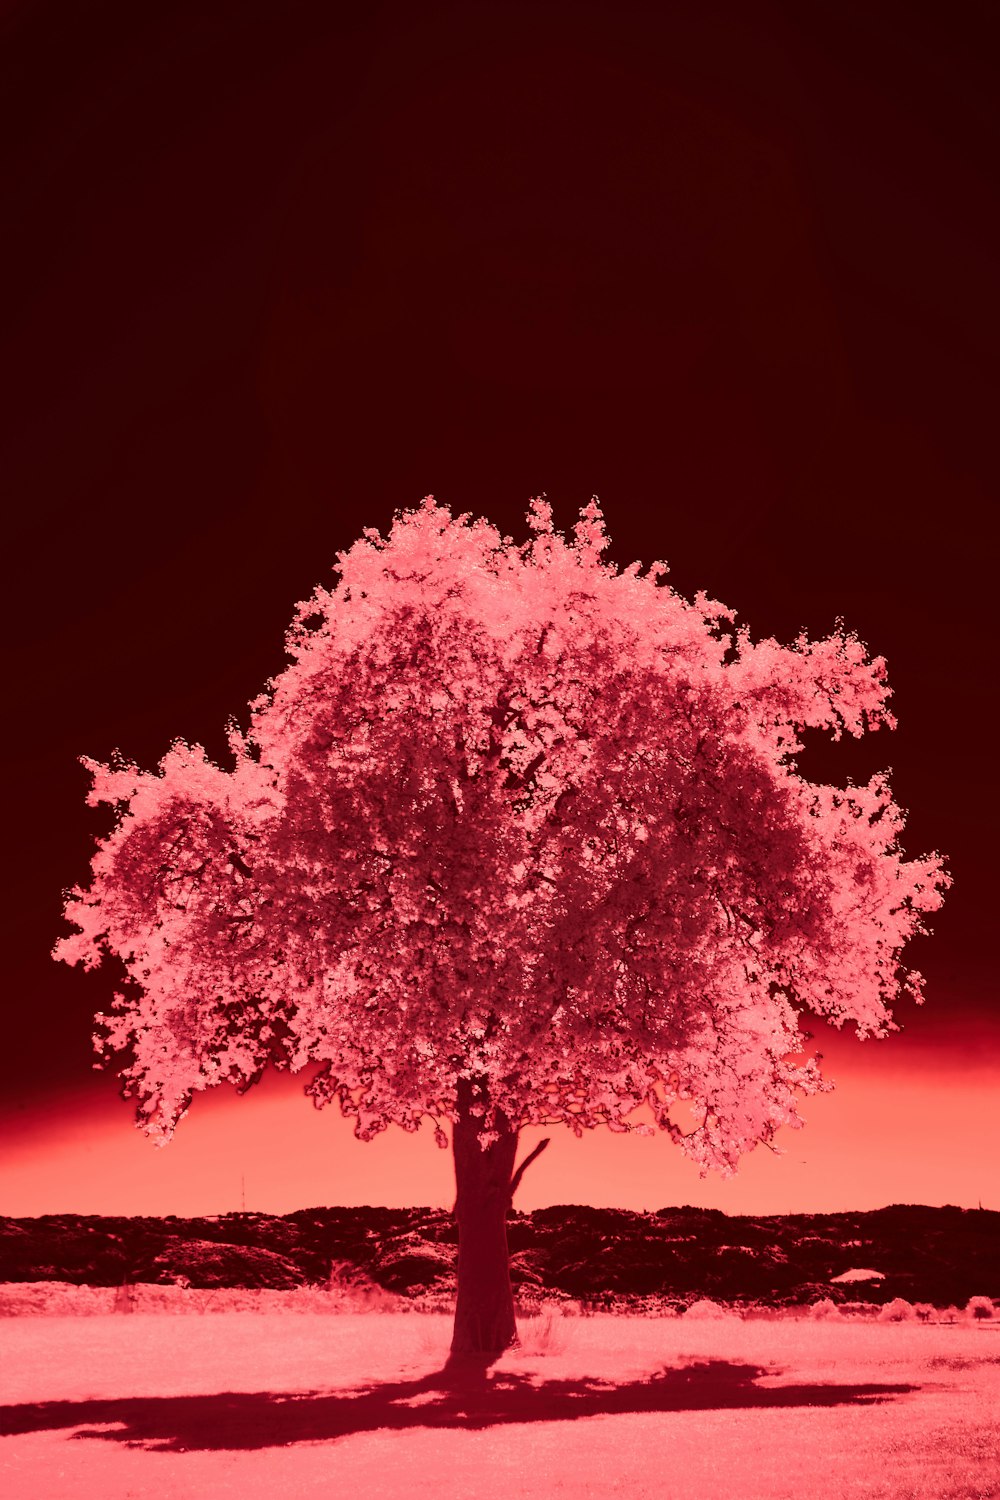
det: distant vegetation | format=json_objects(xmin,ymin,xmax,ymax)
[{"xmin": 2, "ymin": 1203, "xmax": 996, "ymax": 1310}]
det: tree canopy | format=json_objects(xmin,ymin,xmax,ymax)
[{"xmin": 55, "ymin": 498, "xmax": 948, "ymax": 1173}]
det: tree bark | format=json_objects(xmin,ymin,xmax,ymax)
[{"xmin": 450, "ymin": 1077, "xmax": 519, "ymax": 1356}]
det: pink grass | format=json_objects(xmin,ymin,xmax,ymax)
[{"xmin": 1, "ymin": 1308, "xmax": 996, "ymax": 1499}]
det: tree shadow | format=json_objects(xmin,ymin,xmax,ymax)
[{"xmin": 1, "ymin": 1353, "xmax": 920, "ymax": 1452}]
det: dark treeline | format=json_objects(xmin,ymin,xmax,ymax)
[{"xmin": 2, "ymin": 1204, "xmax": 996, "ymax": 1309}]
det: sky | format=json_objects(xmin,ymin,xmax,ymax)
[{"xmin": 1, "ymin": 0, "xmax": 996, "ymax": 1219}]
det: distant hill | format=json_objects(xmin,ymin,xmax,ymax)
[{"xmin": 1, "ymin": 1204, "xmax": 996, "ymax": 1308}]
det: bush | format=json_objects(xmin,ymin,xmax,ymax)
[
  {"xmin": 683, "ymin": 1298, "xmax": 730, "ymax": 1320},
  {"xmin": 327, "ymin": 1260, "xmax": 398, "ymax": 1310},
  {"xmin": 878, "ymin": 1297, "xmax": 916, "ymax": 1322},
  {"xmin": 809, "ymin": 1297, "xmax": 842, "ymax": 1320},
  {"xmin": 965, "ymin": 1296, "xmax": 995, "ymax": 1321}
]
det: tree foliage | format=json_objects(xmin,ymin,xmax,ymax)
[{"xmin": 55, "ymin": 498, "xmax": 948, "ymax": 1173}]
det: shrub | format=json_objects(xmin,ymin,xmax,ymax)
[
  {"xmin": 878, "ymin": 1297, "xmax": 916, "ymax": 1322},
  {"xmin": 965, "ymin": 1296, "xmax": 995, "ymax": 1321},
  {"xmin": 684, "ymin": 1298, "xmax": 730, "ymax": 1320},
  {"xmin": 809, "ymin": 1297, "xmax": 843, "ymax": 1320},
  {"xmin": 327, "ymin": 1259, "xmax": 392, "ymax": 1308}
]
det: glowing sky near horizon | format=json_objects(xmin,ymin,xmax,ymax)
[{"xmin": 3, "ymin": 1018, "xmax": 995, "ymax": 1219}]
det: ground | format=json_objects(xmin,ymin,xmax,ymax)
[{"xmin": 1, "ymin": 1311, "xmax": 997, "ymax": 1499}]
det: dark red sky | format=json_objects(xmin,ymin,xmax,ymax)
[{"xmin": 2, "ymin": 0, "xmax": 996, "ymax": 1214}]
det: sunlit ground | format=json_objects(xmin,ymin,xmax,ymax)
[{"xmin": 2, "ymin": 1309, "xmax": 997, "ymax": 1499}]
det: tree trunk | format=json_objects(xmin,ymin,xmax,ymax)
[{"xmin": 450, "ymin": 1078, "xmax": 519, "ymax": 1356}]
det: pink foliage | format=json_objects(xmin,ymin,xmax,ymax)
[{"xmin": 54, "ymin": 498, "xmax": 948, "ymax": 1172}]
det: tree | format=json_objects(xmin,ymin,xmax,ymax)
[{"xmin": 55, "ymin": 497, "xmax": 948, "ymax": 1354}]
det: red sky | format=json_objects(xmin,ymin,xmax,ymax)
[
  {"xmin": 1, "ymin": 1, "xmax": 996, "ymax": 1218},
  {"xmin": 4, "ymin": 1016, "xmax": 998, "ymax": 1218}
]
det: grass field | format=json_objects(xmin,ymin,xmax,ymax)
[{"xmin": 2, "ymin": 1310, "xmax": 998, "ymax": 1499}]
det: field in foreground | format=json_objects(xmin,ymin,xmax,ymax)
[{"xmin": 1, "ymin": 1313, "xmax": 997, "ymax": 1500}]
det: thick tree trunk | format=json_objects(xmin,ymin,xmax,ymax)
[{"xmin": 450, "ymin": 1078, "xmax": 519, "ymax": 1357}]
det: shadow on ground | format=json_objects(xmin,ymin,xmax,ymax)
[{"xmin": 1, "ymin": 1357, "xmax": 919, "ymax": 1452}]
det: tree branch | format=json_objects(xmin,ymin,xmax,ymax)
[{"xmin": 508, "ymin": 1137, "xmax": 550, "ymax": 1201}]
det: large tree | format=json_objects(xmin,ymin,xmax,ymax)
[{"xmin": 55, "ymin": 498, "xmax": 947, "ymax": 1353}]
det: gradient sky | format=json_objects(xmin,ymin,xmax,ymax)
[{"xmin": 2, "ymin": 1, "xmax": 996, "ymax": 1218}]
